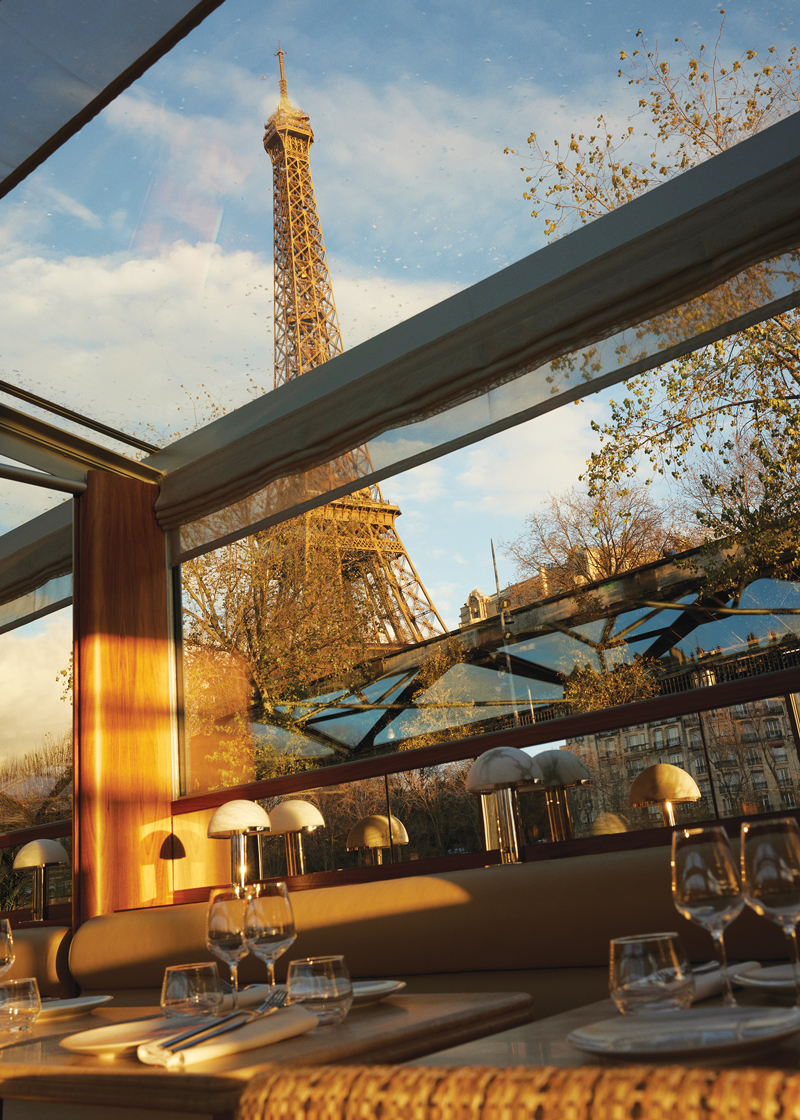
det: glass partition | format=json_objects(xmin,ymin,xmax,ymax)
[
  {"xmin": 0, "ymin": 834, "xmax": 71, "ymax": 915},
  {"xmin": 386, "ymin": 763, "xmax": 484, "ymax": 863},
  {"xmin": 257, "ymin": 779, "xmax": 389, "ymax": 878},
  {"xmin": 564, "ymin": 694, "xmax": 800, "ymax": 838},
  {"xmin": 0, "ymin": 604, "xmax": 73, "ymax": 834},
  {"xmin": 180, "ymin": 504, "xmax": 800, "ymax": 797}
]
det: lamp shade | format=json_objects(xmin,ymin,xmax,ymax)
[
  {"xmin": 13, "ymin": 839, "xmax": 69, "ymax": 869},
  {"xmin": 629, "ymin": 763, "xmax": 701, "ymax": 807},
  {"xmin": 346, "ymin": 815, "xmax": 409, "ymax": 850},
  {"xmin": 465, "ymin": 747, "xmax": 543, "ymax": 794},
  {"xmin": 532, "ymin": 749, "xmax": 591, "ymax": 788},
  {"xmin": 207, "ymin": 800, "xmax": 270, "ymax": 838},
  {"xmin": 268, "ymin": 800, "xmax": 325, "ymax": 834}
]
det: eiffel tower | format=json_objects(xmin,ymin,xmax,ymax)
[{"xmin": 262, "ymin": 47, "xmax": 445, "ymax": 646}]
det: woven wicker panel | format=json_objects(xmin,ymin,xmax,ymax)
[{"xmin": 235, "ymin": 1064, "xmax": 800, "ymax": 1120}]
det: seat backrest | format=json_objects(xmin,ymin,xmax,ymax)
[
  {"xmin": 6, "ymin": 927, "xmax": 74, "ymax": 998},
  {"xmin": 70, "ymin": 844, "xmax": 785, "ymax": 993}
]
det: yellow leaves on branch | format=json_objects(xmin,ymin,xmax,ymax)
[{"xmin": 512, "ymin": 13, "xmax": 800, "ymax": 240}]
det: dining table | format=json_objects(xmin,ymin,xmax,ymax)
[
  {"xmin": 407, "ymin": 987, "xmax": 800, "ymax": 1071},
  {"xmin": 0, "ymin": 990, "xmax": 535, "ymax": 1120}
]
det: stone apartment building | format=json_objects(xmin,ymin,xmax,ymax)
[{"xmin": 565, "ymin": 696, "xmax": 800, "ymax": 831}]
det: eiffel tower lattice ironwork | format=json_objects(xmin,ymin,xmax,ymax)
[{"xmin": 263, "ymin": 46, "xmax": 446, "ymax": 646}]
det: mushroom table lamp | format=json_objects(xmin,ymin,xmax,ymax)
[
  {"xmin": 465, "ymin": 747, "xmax": 543, "ymax": 863},
  {"xmin": 528, "ymin": 749, "xmax": 591, "ymax": 843},
  {"xmin": 13, "ymin": 839, "xmax": 69, "ymax": 922},
  {"xmin": 207, "ymin": 800, "xmax": 271, "ymax": 895},
  {"xmin": 346, "ymin": 815, "xmax": 409, "ymax": 867},
  {"xmin": 268, "ymin": 799, "xmax": 325, "ymax": 877},
  {"xmin": 629, "ymin": 763, "xmax": 701, "ymax": 827}
]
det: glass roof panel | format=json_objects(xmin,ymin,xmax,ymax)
[
  {"xmin": 373, "ymin": 664, "xmax": 562, "ymax": 747},
  {"xmin": 504, "ymin": 632, "xmax": 602, "ymax": 674},
  {"xmin": 304, "ymin": 677, "xmax": 412, "ymax": 749},
  {"xmin": 2, "ymin": 0, "xmax": 791, "ymax": 459},
  {"xmin": 251, "ymin": 722, "xmax": 336, "ymax": 758}
]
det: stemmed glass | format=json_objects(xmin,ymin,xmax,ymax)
[
  {"xmin": 244, "ymin": 882, "xmax": 296, "ymax": 990},
  {"xmin": 671, "ymin": 825, "xmax": 744, "ymax": 1007},
  {"xmin": 0, "ymin": 921, "xmax": 15, "ymax": 978},
  {"xmin": 206, "ymin": 889, "xmax": 249, "ymax": 1010},
  {"xmin": 741, "ymin": 817, "xmax": 800, "ymax": 1007}
]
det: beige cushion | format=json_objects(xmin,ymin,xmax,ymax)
[
  {"xmin": 5, "ymin": 927, "xmax": 74, "ymax": 998},
  {"xmin": 70, "ymin": 845, "xmax": 786, "ymax": 997}
]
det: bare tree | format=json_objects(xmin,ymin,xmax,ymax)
[{"xmin": 502, "ymin": 483, "xmax": 698, "ymax": 592}]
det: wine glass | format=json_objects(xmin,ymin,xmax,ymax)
[
  {"xmin": 244, "ymin": 882, "xmax": 296, "ymax": 990},
  {"xmin": 206, "ymin": 889, "xmax": 249, "ymax": 1010},
  {"xmin": 671, "ymin": 825, "xmax": 744, "ymax": 1006},
  {"xmin": 741, "ymin": 817, "xmax": 800, "ymax": 1007},
  {"xmin": 0, "ymin": 921, "xmax": 15, "ymax": 978}
]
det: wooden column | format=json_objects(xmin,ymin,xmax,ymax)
[{"xmin": 74, "ymin": 471, "xmax": 174, "ymax": 922}]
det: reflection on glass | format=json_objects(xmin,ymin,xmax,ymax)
[
  {"xmin": 0, "ymin": 606, "xmax": 73, "ymax": 838},
  {"xmin": 564, "ymin": 695, "xmax": 800, "ymax": 838},
  {"xmin": 0, "ymin": 835, "xmax": 72, "ymax": 915},
  {"xmin": 178, "ymin": 252, "xmax": 800, "ymax": 562},
  {"xmin": 259, "ymin": 780, "xmax": 387, "ymax": 877},
  {"xmin": 386, "ymin": 764, "xmax": 483, "ymax": 862},
  {"xmin": 181, "ymin": 494, "xmax": 800, "ymax": 801}
]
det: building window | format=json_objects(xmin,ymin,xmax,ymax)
[
  {"xmin": 773, "ymin": 747, "xmax": 788, "ymax": 763},
  {"xmin": 653, "ymin": 730, "xmax": 664, "ymax": 748},
  {"xmin": 669, "ymin": 752, "xmax": 684, "ymax": 768},
  {"xmin": 625, "ymin": 733, "xmax": 646, "ymax": 752},
  {"xmin": 667, "ymin": 727, "xmax": 681, "ymax": 747},
  {"xmin": 759, "ymin": 796, "xmax": 773, "ymax": 812},
  {"xmin": 746, "ymin": 748, "xmax": 761, "ymax": 766},
  {"xmin": 777, "ymin": 768, "xmax": 792, "ymax": 787},
  {"xmin": 694, "ymin": 758, "xmax": 707, "ymax": 775},
  {"xmin": 766, "ymin": 720, "xmax": 781, "ymax": 739},
  {"xmin": 753, "ymin": 775, "xmax": 768, "ymax": 790},
  {"xmin": 781, "ymin": 791, "xmax": 798, "ymax": 809},
  {"xmin": 741, "ymin": 723, "xmax": 757, "ymax": 742},
  {"xmin": 735, "ymin": 704, "xmax": 749, "ymax": 718}
]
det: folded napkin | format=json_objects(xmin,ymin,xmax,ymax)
[
  {"xmin": 692, "ymin": 961, "xmax": 761, "ymax": 1002},
  {"xmin": 137, "ymin": 1005, "xmax": 318, "ymax": 1069}
]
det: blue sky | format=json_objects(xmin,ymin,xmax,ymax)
[{"xmin": 0, "ymin": 0, "xmax": 796, "ymax": 643}]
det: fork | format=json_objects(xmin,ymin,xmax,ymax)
[{"xmin": 157, "ymin": 988, "xmax": 286, "ymax": 1054}]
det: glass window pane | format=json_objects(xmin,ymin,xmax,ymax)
[
  {"xmin": 701, "ymin": 696, "xmax": 800, "ymax": 819},
  {"xmin": 0, "ymin": 605, "xmax": 72, "ymax": 833},
  {"xmin": 386, "ymin": 763, "xmax": 484, "ymax": 862},
  {"xmin": 258, "ymin": 779, "xmax": 389, "ymax": 877}
]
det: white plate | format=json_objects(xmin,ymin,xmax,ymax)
[
  {"xmin": 39, "ymin": 995, "xmax": 113, "ymax": 1021},
  {"xmin": 351, "ymin": 980, "xmax": 406, "ymax": 1007},
  {"xmin": 568, "ymin": 1007, "xmax": 800, "ymax": 1061},
  {"xmin": 735, "ymin": 964, "xmax": 798, "ymax": 992},
  {"xmin": 60, "ymin": 1016, "xmax": 185, "ymax": 1057}
]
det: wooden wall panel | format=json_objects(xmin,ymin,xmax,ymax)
[
  {"xmin": 74, "ymin": 471, "xmax": 174, "ymax": 921},
  {"xmin": 171, "ymin": 806, "xmax": 229, "ymax": 896}
]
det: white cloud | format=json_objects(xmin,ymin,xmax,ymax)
[
  {"xmin": 0, "ymin": 609, "xmax": 71, "ymax": 759},
  {"xmin": 453, "ymin": 399, "xmax": 606, "ymax": 517},
  {"xmin": 0, "ymin": 234, "xmax": 465, "ymax": 463},
  {"xmin": 45, "ymin": 189, "xmax": 103, "ymax": 230}
]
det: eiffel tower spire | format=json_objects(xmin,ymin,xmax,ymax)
[{"xmin": 263, "ymin": 50, "xmax": 446, "ymax": 646}]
